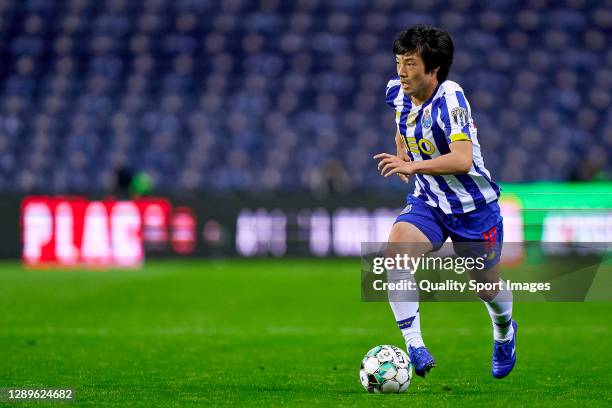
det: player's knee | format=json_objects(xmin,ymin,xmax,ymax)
[
  {"xmin": 476, "ymin": 288, "xmax": 498, "ymax": 302},
  {"xmin": 389, "ymin": 222, "xmax": 429, "ymax": 242},
  {"xmin": 383, "ymin": 245, "xmax": 422, "ymax": 260},
  {"xmin": 386, "ymin": 222, "xmax": 432, "ymax": 258}
]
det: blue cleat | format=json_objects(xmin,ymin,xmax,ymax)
[
  {"xmin": 492, "ymin": 320, "xmax": 518, "ymax": 379},
  {"xmin": 408, "ymin": 345, "xmax": 436, "ymax": 377}
]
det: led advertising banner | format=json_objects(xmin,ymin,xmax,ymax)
[
  {"xmin": 16, "ymin": 183, "xmax": 612, "ymax": 265},
  {"xmin": 20, "ymin": 197, "xmax": 195, "ymax": 268}
]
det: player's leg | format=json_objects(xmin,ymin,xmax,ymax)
[
  {"xmin": 468, "ymin": 261, "xmax": 514, "ymax": 342},
  {"xmin": 453, "ymin": 204, "xmax": 517, "ymax": 379},
  {"xmin": 387, "ymin": 222, "xmax": 433, "ymax": 351},
  {"xmin": 468, "ymin": 260, "xmax": 517, "ymax": 379},
  {"xmin": 387, "ymin": 199, "xmax": 445, "ymax": 377}
]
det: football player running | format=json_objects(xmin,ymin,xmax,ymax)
[{"xmin": 374, "ymin": 25, "xmax": 516, "ymax": 379}]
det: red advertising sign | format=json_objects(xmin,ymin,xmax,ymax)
[{"xmin": 21, "ymin": 197, "xmax": 173, "ymax": 268}]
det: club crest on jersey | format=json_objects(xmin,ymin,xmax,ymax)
[
  {"xmin": 422, "ymin": 108, "xmax": 433, "ymax": 129},
  {"xmin": 451, "ymin": 107, "xmax": 468, "ymax": 126}
]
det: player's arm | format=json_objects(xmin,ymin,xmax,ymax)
[
  {"xmin": 403, "ymin": 140, "xmax": 472, "ymax": 175},
  {"xmin": 376, "ymin": 89, "xmax": 476, "ymax": 177},
  {"xmin": 395, "ymin": 130, "xmax": 408, "ymax": 160},
  {"xmin": 374, "ymin": 141, "xmax": 472, "ymax": 177},
  {"xmin": 395, "ymin": 130, "xmax": 410, "ymax": 183},
  {"xmin": 414, "ymin": 140, "xmax": 472, "ymax": 174}
]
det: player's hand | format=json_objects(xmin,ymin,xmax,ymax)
[
  {"xmin": 373, "ymin": 153, "xmax": 416, "ymax": 178},
  {"xmin": 397, "ymin": 171, "xmax": 410, "ymax": 183},
  {"xmin": 396, "ymin": 148, "xmax": 411, "ymax": 183}
]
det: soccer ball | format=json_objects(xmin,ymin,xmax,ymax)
[{"xmin": 359, "ymin": 345, "xmax": 413, "ymax": 393}]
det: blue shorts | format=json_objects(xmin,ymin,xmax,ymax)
[{"xmin": 395, "ymin": 196, "xmax": 503, "ymax": 268}]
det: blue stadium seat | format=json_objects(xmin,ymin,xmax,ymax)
[{"xmin": 0, "ymin": 0, "xmax": 607, "ymax": 193}]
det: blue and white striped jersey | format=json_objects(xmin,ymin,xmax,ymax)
[{"xmin": 386, "ymin": 78, "xmax": 500, "ymax": 214}]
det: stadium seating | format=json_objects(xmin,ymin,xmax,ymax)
[{"xmin": 0, "ymin": 0, "xmax": 609, "ymax": 193}]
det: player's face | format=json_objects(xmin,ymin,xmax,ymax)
[{"xmin": 395, "ymin": 53, "xmax": 437, "ymax": 96}]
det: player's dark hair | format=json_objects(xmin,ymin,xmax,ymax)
[{"xmin": 393, "ymin": 25, "xmax": 454, "ymax": 82}]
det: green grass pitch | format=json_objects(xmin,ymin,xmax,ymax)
[{"xmin": 0, "ymin": 258, "xmax": 610, "ymax": 407}]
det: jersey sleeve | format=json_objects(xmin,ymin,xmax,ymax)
[
  {"xmin": 439, "ymin": 89, "xmax": 474, "ymax": 144},
  {"xmin": 385, "ymin": 78, "xmax": 401, "ymax": 109}
]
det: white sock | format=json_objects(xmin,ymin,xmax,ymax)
[
  {"xmin": 387, "ymin": 269, "xmax": 424, "ymax": 349},
  {"xmin": 483, "ymin": 280, "xmax": 514, "ymax": 342}
]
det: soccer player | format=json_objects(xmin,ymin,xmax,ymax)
[{"xmin": 374, "ymin": 25, "xmax": 517, "ymax": 379}]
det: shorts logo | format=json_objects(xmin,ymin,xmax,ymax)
[
  {"xmin": 422, "ymin": 108, "xmax": 433, "ymax": 129},
  {"xmin": 482, "ymin": 226, "xmax": 498, "ymax": 257},
  {"xmin": 400, "ymin": 204, "xmax": 412, "ymax": 215},
  {"xmin": 451, "ymin": 107, "xmax": 469, "ymax": 126}
]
